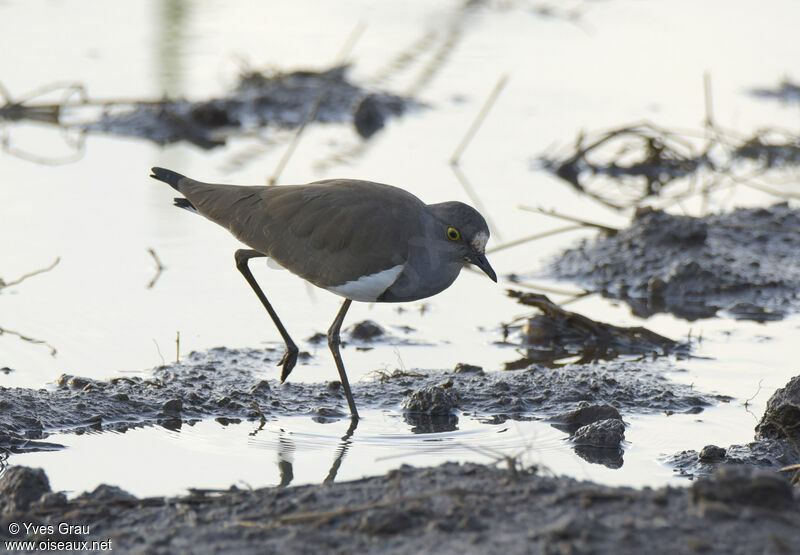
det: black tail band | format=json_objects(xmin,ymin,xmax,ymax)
[{"xmin": 150, "ymin": 167, "xmax": 187, "ymax": 191}]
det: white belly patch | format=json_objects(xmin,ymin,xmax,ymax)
[
  {"xmin": 326, "ymin": 264, "xmax": 405, "ymax": 302},
  {"xmin": 266, "ymin": 257, "xmax": 287, "ymax": 270}
]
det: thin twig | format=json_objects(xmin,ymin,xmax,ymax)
[
  {"xmin": 486, "ymin": 225, "xmax": 583, "ymax": 255},
  {"xmin": 268, "ymin": 95, "xmax": 324, "ymax": 185},
  {"xmin": 703, "ymin": 72, "xmax": 714, "ymax": 128},
  {"xmin": 0, "ymin": 81, "xmax": 12, "ymax": 103},
  {"xmin": 743, "ymin": 379, "xmax": 763, "ymax": 409},
  {"xmin": 450, "ymin": 74, "xmax": 508, "ymax": 165},
  {"xmin": 0, "ymin": 326, "xmax": 57, "ymax": 356},
  {"xmin": 148, "ymin": 248, "xmax": 165, "ymax": 271},
  {"xmin": 268, "ymin": 23, "xmax": 366, "ymax": 185},
  {"xmin": 336, "ymin": 21, "xmax": 366, "ymax": 62},
  {"xmin": 368, "ymin": 29, "xmax": 438, "ymax": 87},
  {"xmin": 518, "ymin": 206, "xmax": 619, "ymax": 233},
  {"xmin": 777, "ymin": 464, "xmax": 800, "ymax": 486},
  {"xmin": 248, "ymin": 402, "xmax": 267, "ymax": 436},
  {"xmin": 152, "ymin": 339, "xmax": 166, "ymax": 366},
  {"xmin": 1, "ymin": 131, "xmax": 87, "ymax": 166},
  {"xmin": 506, "ymin": 279, "xmax": 590, "ymax": 298},
  {"xmin": 446, "ymin": 74, "xmax": 509, "ymax": 241},
  {"xmin": 405, "ymin": 13, "xmax": 467, "ymax": 96},
  {"xmin": 554, "ymin": 290, "xmax": 596, "ymax": 308},
  {"xmin": 146, "ymin": 248, "xmax": 165, "ymax": 289},
  {"xmin": 1, "ymin": 257, "xmax": 60, "ymax": 289},
  {"xmin": 451, "ymin": 164, "xmax": 502, "ymax": 240}
]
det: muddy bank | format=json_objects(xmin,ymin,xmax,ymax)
[
  {"xmin": 550, "ymin": 203, "xmax": 800, "ymax": 321},
  {"xmin": 1, "ymin": 461, "xmax": 798, "ymax": 554},
  {"xmin": 0, "ymin": 346, "xmax": 727, "ymax": 453},
  {"xmin": 669, "ymin": 439, "xmax": 797, "ymax": 481},
  {"xmin": 668, "ymin": 375, "xmax": 800, "ymax": 480}
]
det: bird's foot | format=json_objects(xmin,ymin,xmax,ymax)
[{"xmin": 278, "ymin": 346, "xmax": 299, "ymax": 382}]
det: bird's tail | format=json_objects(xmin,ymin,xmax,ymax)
[
  {"xmin": 150, "ymin": 167, "xmax": 187, "ymax": 192},
  {"xmin": 150, "ymin": 167, "xmax": 198, "ymax": 213}
]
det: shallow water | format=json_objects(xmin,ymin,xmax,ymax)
[
  {"xmin": 12, "ymin": 402, "xmax": 754, "ymax": 498},
  {"xmin": 2, "ymin": 0, "xmax": 800, "ymax": 495}
]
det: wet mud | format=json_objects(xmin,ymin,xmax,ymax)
[
  {"xmin": 0, "ymin": 347, "xmax": 727, "ymax": 454},
  {"xmin": 667, "ymin": 376, "xmax": 800, "ymax": 481},
  {"xmin": 550, "ymin": 203, "xmax": 800, "ymax": 321},
  {"xmin": 2, "ymin": 461, "xmax": 798, "ymax": 554}
]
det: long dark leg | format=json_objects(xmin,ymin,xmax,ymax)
[
  {"xmin": 235, "ymin": 249, "xmax": 298, "ymax": 381},
  {"xmin": 324, "ymin": 417, "xmax": 359, "ymax": 484},
  {"xmin": 328, "ymin": 299, "xmax": 359, "ymax": 419}
]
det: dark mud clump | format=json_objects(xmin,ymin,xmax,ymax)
[
  {"xmin": 2, "ymin": 462, "xmax": 798, "ymax": 554},
  {"xmin": 0, "ymin": 467, "xmax": 52, "ymax": 513},
  {"xmin": 571, "ymin": 418, "xmax": 626, "ymax": 469},
  {"xmin": 550, "ymin": 203, "xmax": 800, "ymax": 321},
  {"xmin": 571, "ymin": 418, "xmax": 625, "ymax": 449},
  {"xmin": 669, "ymin": 441, "xmax": 798, "ymax": 481},
  {"xmin": 504, "ymin": 291, "xmax": 686, "ymax": 367},
  {"xmin": 348, "ymin": 320, "xmax": 385, "ymax": 341},
  {"xmin": 551, "ymin": 404, "xmax": 626, "ymax": 468},
  {"xmin": 551, "ymin": 404, "xmax": 622, "ymax": 434},
  {"xmin": 0, "ymin": 347, "xmax": 729, "ymax": 453},
  {"xmin": 667, "ymin": 375, "xmax": 800, "ymax": 480},
  {"xmin": 401, "ymin": 385, "xmax": 459, "ymax": 415},
  {"xmin": 401, "ymin": 385, "xmax": 460, "ymax": 433},
  {"xmin": 755, "ymin": 375, "xmax": 800, "ymax": 442}
]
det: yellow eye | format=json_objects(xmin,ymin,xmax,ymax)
[{"xmin": 446, "ymin": 226, "xmax": 460, "ymax": 241}]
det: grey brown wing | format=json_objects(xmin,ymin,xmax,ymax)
[{"xmin": 230, "ymin": 181, "xmax": 426, "ymax": 288}]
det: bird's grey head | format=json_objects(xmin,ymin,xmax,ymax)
[{"xmin": 428, "ymin": 201, "xmax": 497, "ymax": 282}]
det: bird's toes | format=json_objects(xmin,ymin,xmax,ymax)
[{"xmin": 278, "ymin": 348, "xmax": 299, "ymax": 382}]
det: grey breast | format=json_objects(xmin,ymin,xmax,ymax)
[{"xmin": 377, "ymin": 215, "xmax": 464, "ymax": 302}]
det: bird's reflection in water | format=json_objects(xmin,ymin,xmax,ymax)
[
  {"xmin": 258, "ymin": 412, "xmax": 464, "ymax": 487},
  {"xmin": 266, "ymin": 418, "xmax": 361, "ymax": 487},
  {"xmin": 276, "ymin": 430, "xmax": 295, "ymax": 487},
  {"xmin": 324, "ymin": 417, "xmax": 358, "ymax": 484}
]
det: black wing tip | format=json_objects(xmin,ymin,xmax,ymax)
[
  {"xmin": 173, "ymin": 198, "xmax": 197, "ymax": 213},
  {"xmin": 150, "ymin": 167, "xmax": 187, "ymax": 191}
]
